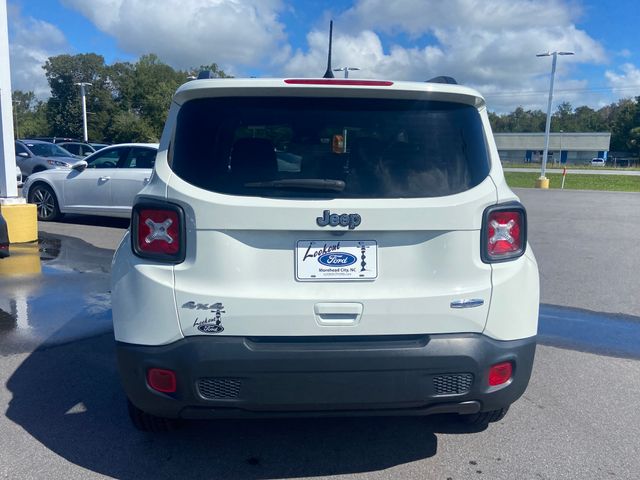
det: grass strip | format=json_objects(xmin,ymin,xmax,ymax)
[
  {"xmin": 504, "ymin": 172, "xmax": 640, "ymax": 192},
  {"xmin": 503, "ymin": 163, "xmax": 640, "ymax": 171}
]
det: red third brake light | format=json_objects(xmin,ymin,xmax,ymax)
[
  {"xmin": 481, "ymin": 203, "xmax": 527, "ymax": 263},
  {"xmin": 284, "ymin": 79, "xmax": 394, "ymax": 86},
  {"xmin": 132, "ymin": 202, "xmax": 185, "ymax": 263}
]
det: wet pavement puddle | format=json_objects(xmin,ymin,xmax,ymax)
[{"xmin": 0, "ymin": 233, "xmax": 113, "ymax": 354}]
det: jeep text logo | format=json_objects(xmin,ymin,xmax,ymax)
[{"xmin": 316, "ymin": 210, "xmax": 362, "ymax": 230}]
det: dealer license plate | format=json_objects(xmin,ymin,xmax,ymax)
[{"xmin": 295, "ymin": 240, "xmax": 377, "ymax": 281}]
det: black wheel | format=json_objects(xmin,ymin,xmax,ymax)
[
  {"xmin": 127, "ymin": 399, "xmax": 181, "ymax": 432},
  {"xmin": 28, "ymin": 183, "xmax": 62, "ymax": 221},
  {"xmin": 460, "ymin": 407, "xmax": 509, "ymax": 426}
]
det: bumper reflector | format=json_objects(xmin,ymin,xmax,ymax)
[
  {"xmin": 147, "ymin": 368, "xmax": 177, "ymax": 393},
  {"xmin": 488, "ymin": 362, "xmax": 513, "ymax": 386}
]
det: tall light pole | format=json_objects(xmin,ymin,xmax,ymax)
[
  {"xmin": 333, "ymin": 66, "xmax": 360, "ymax": 78},
  {"xmin": 535, "ymin": 51, "xmax": 574, "ymax": 188},
  {"xmin": 74, "ymin": 82, "xmax": 92, "ymax": 142}
]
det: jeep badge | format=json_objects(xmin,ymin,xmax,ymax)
[{"xmin": 316, "ymin": 210, "xmax": 362, "ymax": 229}]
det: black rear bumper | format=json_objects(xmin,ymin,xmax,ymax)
[{"xmin": 117, "ymin": 333, "xmax": 536, "ymax": 419}]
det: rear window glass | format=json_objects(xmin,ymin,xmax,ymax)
[
  {"xmin": 171, "ymin": 97, "xmax": 490, "ymax": 198},
  {"xmin": 26, "ymin": 143, "xmax": 74, "ymax": 158}
]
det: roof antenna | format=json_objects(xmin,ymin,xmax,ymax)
[{"xmin": 323, "ymin": 20, "xmax": 335, "ymax": 78}]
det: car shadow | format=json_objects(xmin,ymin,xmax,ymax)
[
  {"xmin": 55, "ymin": 214, "xmax": 130, "ymax": 229},
  {"xmin": 5, "ymin": 322, "xmax": 486, "ymax": 479}
]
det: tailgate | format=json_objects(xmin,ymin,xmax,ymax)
[{"xmin": 169, "ymin": 176, "xmax": 496, "ymax": 337}]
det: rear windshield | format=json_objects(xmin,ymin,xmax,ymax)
[
  {"xmin": 171, "ymin": 97, "xmax": 490, "ymax": 198},
  {"xmin": 26, "ymin": 143, "xmax": 74, "ymax": 158}
]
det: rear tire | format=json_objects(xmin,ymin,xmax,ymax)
[
  {"xmin": 28, "ymin": 183, "xmax": 62, "ymax": 221},
  {"xmin": 127, "ymin": 399, "xmax": 181, "ymax": 432},
  {"xmin": 460, "ymin": 406, "xmax": 509, "ymax": 426}
]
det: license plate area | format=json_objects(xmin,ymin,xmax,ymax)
[{"xmin": 295, "ymin": 240, "xmax": 378, "ymax": 281}]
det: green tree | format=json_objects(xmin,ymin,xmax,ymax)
[
  {"xmin": 107, "ymin": 111, "xmax": 157, "ymax": 143},
  {"xmin": 573, "ymin": 106, "xmax": 604, "ymax": 131},
  {"xmin": 191, "ymin": 62, "xmax": 231, "ymax": 79},
  {"xmin": 488, "ymin": 111, "xmax": 502, "ymax": 131},
  {"xmin": 552, "ymin": 101, "xmax": 576, "ymax": 132},
  {"xmin": 608, "ymin": 98, "xmax": 639, "ymax": 151},
  {"xmin": 107, "ymin": 61, "xmax": 136, "ymax": 111},
  {"xmin": 489, "ymin": 107, "xmax": 545, "ymax": 133},
  {"xmin": 105, "ymin": 55, "xmax": 229, "ymax": 141},
  {"xmin": 627, "ymin": 127, "xmax": 640, "ymax": 157},
  {"xmin": 135, "ymin": 55, "xmax": 185, "ymax": 134},
  {"xmin": 12, "ymin": 90, "xmax": 49, "ymax": 138},
  {"xmin": 43, "ymin": 53, "xmax": 115, "ymax": 140},
  {"xmin": 39, "ymin": 53, "xmax": 231, "ymax": 143}
]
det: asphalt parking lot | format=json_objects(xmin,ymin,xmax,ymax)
[
  {"xmin": 1, "ymin": 188, "xmax": 639, "ymax": 479},
  {"xmin": 518, "ymin": 188, "xmax": 640, "ymax": 317}
]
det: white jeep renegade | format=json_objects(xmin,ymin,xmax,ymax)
[{"xmin": 112, "ymin": 76, "xmax": 539, "ymax": 431}]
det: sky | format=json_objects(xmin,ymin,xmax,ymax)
[{"xmin": 6, "ymin": 0, "xmax": 640, "ymax": 113}]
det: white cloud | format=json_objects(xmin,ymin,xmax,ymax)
[
  {"xmin": 8, "ymin": 5, "xmax": 70, "ymax": 97},
  {"xmin": 340, "ymin": 0, "xmax": 575, "ymax": 37},
  {"xmin": 286, "ymin": 0, "xmax": 606, "ymax": 112},
  {"xmin": 51, "ymin": 0, "xmax": 612, "ymax": 112},
  {"xmin": 605, "ymin": 63, "xmax": 640, "ymax": 99},
  {"xmin": 286, "ymin": 29, "xmax": 444, "ymax": 80},
  {"xmin": 61, "ymin": 0, "xmax": 288, "ymax": 73}
]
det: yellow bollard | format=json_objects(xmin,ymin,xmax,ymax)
[
  {"xmin": 0, "ymin": 202, "xmax": 38, "ymax": 243},
  {"xmin": 534, "ymin": 177, "xmax": 550, "ymax": 189}
]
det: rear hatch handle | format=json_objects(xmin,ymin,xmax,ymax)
[{"xmin": 314, "ymin": 303, "xmax": 363, "ymax": 326}]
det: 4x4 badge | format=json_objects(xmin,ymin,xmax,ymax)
[{"xmin": 316, "ymin": 210, "xmax": 361, "ymax": 230}]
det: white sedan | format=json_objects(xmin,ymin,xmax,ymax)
[{"xmin": 22, "ymin": 143, "xmax": 158, "ymax": 221}]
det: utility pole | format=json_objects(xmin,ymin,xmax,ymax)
[
  {"xmin": 75, "ymin": 82, "xmax": 92, "ymax": 142},
  {"xmin": 535, "ymin": 51, "xmax": 574, "ymax": 188}
]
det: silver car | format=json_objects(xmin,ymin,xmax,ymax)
[
  {"xmin": 15, "ymin": 140, "xmax": 79, "ymax": 177},
  {"xmin": 22, "ymin": 143, "xmax": 158, "ymax": 221}
]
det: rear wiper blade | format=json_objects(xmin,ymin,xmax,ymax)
[{"xmin": 244, "ymin": 179, "xmax": 346, "ymax": 192}]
